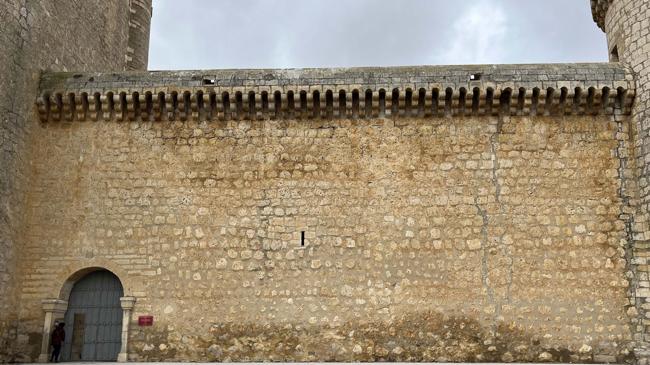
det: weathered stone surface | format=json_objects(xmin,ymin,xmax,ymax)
[
  {"xmin": 11, "ymin": 110, "xmax": 634, "ymax": 362},
  {"xmin": 35, "ymin": 63, "xmax": 636, "ymax": 123}
]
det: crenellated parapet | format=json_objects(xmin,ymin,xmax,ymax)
[
  {"xmin": 591, "ymin": 0, "xmax": 612, "ymax": 31},
  {"xmin": 36, "ymin": 63, "xmax": 635, "ymax": 123}
]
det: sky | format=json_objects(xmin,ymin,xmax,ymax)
[{"xmin": 148, "ymin": 0, "xmax": 608, "ymax": 70}]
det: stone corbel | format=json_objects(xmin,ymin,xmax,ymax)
[
  {"xmin": 117, "ymin": 296, "xmax": 136, "ymax": 362},
  {"xmin": 38, "ymin": 299, "xmax": 68, "ymax": 363}
]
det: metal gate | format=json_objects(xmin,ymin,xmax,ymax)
[{"xmin": 61, "ymin": 270, "xmax": 124, "ymax": 361}]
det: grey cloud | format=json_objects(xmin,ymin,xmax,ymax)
[{"xmin": 148, "ymin": 0, "xmax": 607, "ymax": 70}]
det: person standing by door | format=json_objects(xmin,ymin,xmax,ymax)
[{"xmin": 50, "ymin": 322, "xmax": 65, "ymax": 363}]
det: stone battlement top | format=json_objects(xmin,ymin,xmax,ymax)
[
  {"xmin": 37, "ymin": 63, "xmax": 635, "ymax": 122},
  {"xmin": 591, "ymin": 0, "xmax": 612, "ymax": 30}
]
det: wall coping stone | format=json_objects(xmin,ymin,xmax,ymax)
[{"xmin": 36, "ymin": 63, "xmax": 635, "ymax": 122}]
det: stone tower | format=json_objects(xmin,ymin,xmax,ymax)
[
  {"xmin": 126, "ymin": 0, "xmax": 154, "ymax": 71},
  {"xmin": 592, "ymin": 0, "xmax": 650, "ymax": 362},
  {"xmin": 0, "ymin": 0, "xmax": 152, "ymax": 361}
]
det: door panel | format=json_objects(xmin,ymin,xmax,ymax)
[
  {"xmin": 61, "ymin": 270, "xmax": 124, "ymax": 361},
  {"xmin": 69, "ymin": 313, "xmax": 85, "ymax": 361}
]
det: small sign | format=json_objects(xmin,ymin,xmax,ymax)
[{"xmin": 138, "ymin": 315, "xmax": 153, "ymax": 326}]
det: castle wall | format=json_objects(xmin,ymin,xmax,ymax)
[
  {"xmin": 594, "ymin": 0, "xmax": 650, "ymax": 361},
  {"xmin": 14, "ymin": 65, "xmax": 638, "ymax": 362},
  {"xmin": 0, "ymin": 1, "xmax": 640, "ymax": 361},
  {"xmin": 15, "ymin": 113, "xmax": 634, "ymax": 362},
  {"xmin": 0, "ymin": 1, "xmax": 145, "ymax": 361}
]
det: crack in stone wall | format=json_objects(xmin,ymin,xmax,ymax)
[
  {"xmin": 473, "ymin": 116, "xmax": 515, "ymax": 340},
  {"xmin": 474, "ymin": 196, "xmax": 496, "ymax": 336},
  {"xmin": 614, "ymin": 99, "xmax": 643, "ymax": 358},
  {"xmin": 490, "ymin": 116, "xmax": 513, "ymax": 305}
]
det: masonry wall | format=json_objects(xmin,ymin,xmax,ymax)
[
  {"xmin": 14, "ymin": 112, "xmax": 635, "ymax": 362},
  {"xmin": 0, "ymin": 1, "xmax": 135, "ymax": 361}
]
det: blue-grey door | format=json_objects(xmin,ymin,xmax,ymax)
[{"xmin": 61, "ymin": 270, "xmax": 124, "ymax": 361}]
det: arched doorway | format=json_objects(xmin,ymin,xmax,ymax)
[{"xmin": 60, "ymin": 270, "xmax": 124, "ymax": 361}]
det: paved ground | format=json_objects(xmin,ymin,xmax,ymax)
[{"xmin": 16, "ymin": 363, "xmax": 610, "ymax": 365}]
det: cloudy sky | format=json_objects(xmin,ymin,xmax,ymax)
[{"xmin": 148, "ymin": 0, "xmax": 607, "ymax": 70}]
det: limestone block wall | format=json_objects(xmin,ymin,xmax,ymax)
[
  {"xmin": 0, "ymin": 1, "xmax": 145, "ymax": 362},
  {"xmin": 17, "ymin": 111, "xmax": 634, "ymax": 363},
  {"xmin": 13, "ymin": 65, "xmax": 639, "ymax": 362},
  {"xmin": 593, "ymin": 0, "xmax": 650, "ymax": 361}
]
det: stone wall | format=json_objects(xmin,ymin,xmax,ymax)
[
  {"xmin": 15, "ymin": 112, "xmax": 634, "ymax": 362},
  {"xmin": 14, "ymin": 64, "xmax": 639, "ymax": 362},
  {"xmin": 0, "ymin": 1, "xmax": 29, "ymax": 358},
  {"xmin": 0, "ymin": 0, "xmax": 145, "ymax": 362},
  {"xmin": 594, "ymin": 0, "xmax": 650, "ymax": 361}
]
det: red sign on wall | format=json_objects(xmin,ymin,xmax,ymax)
[{"xmin": 138, "ymin": 315, "xmax": 153, "ymax": 326}]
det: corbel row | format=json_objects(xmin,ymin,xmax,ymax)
[{"xmin": 37, "ymin": 84, "xmax": 635, "ymax": 123}]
